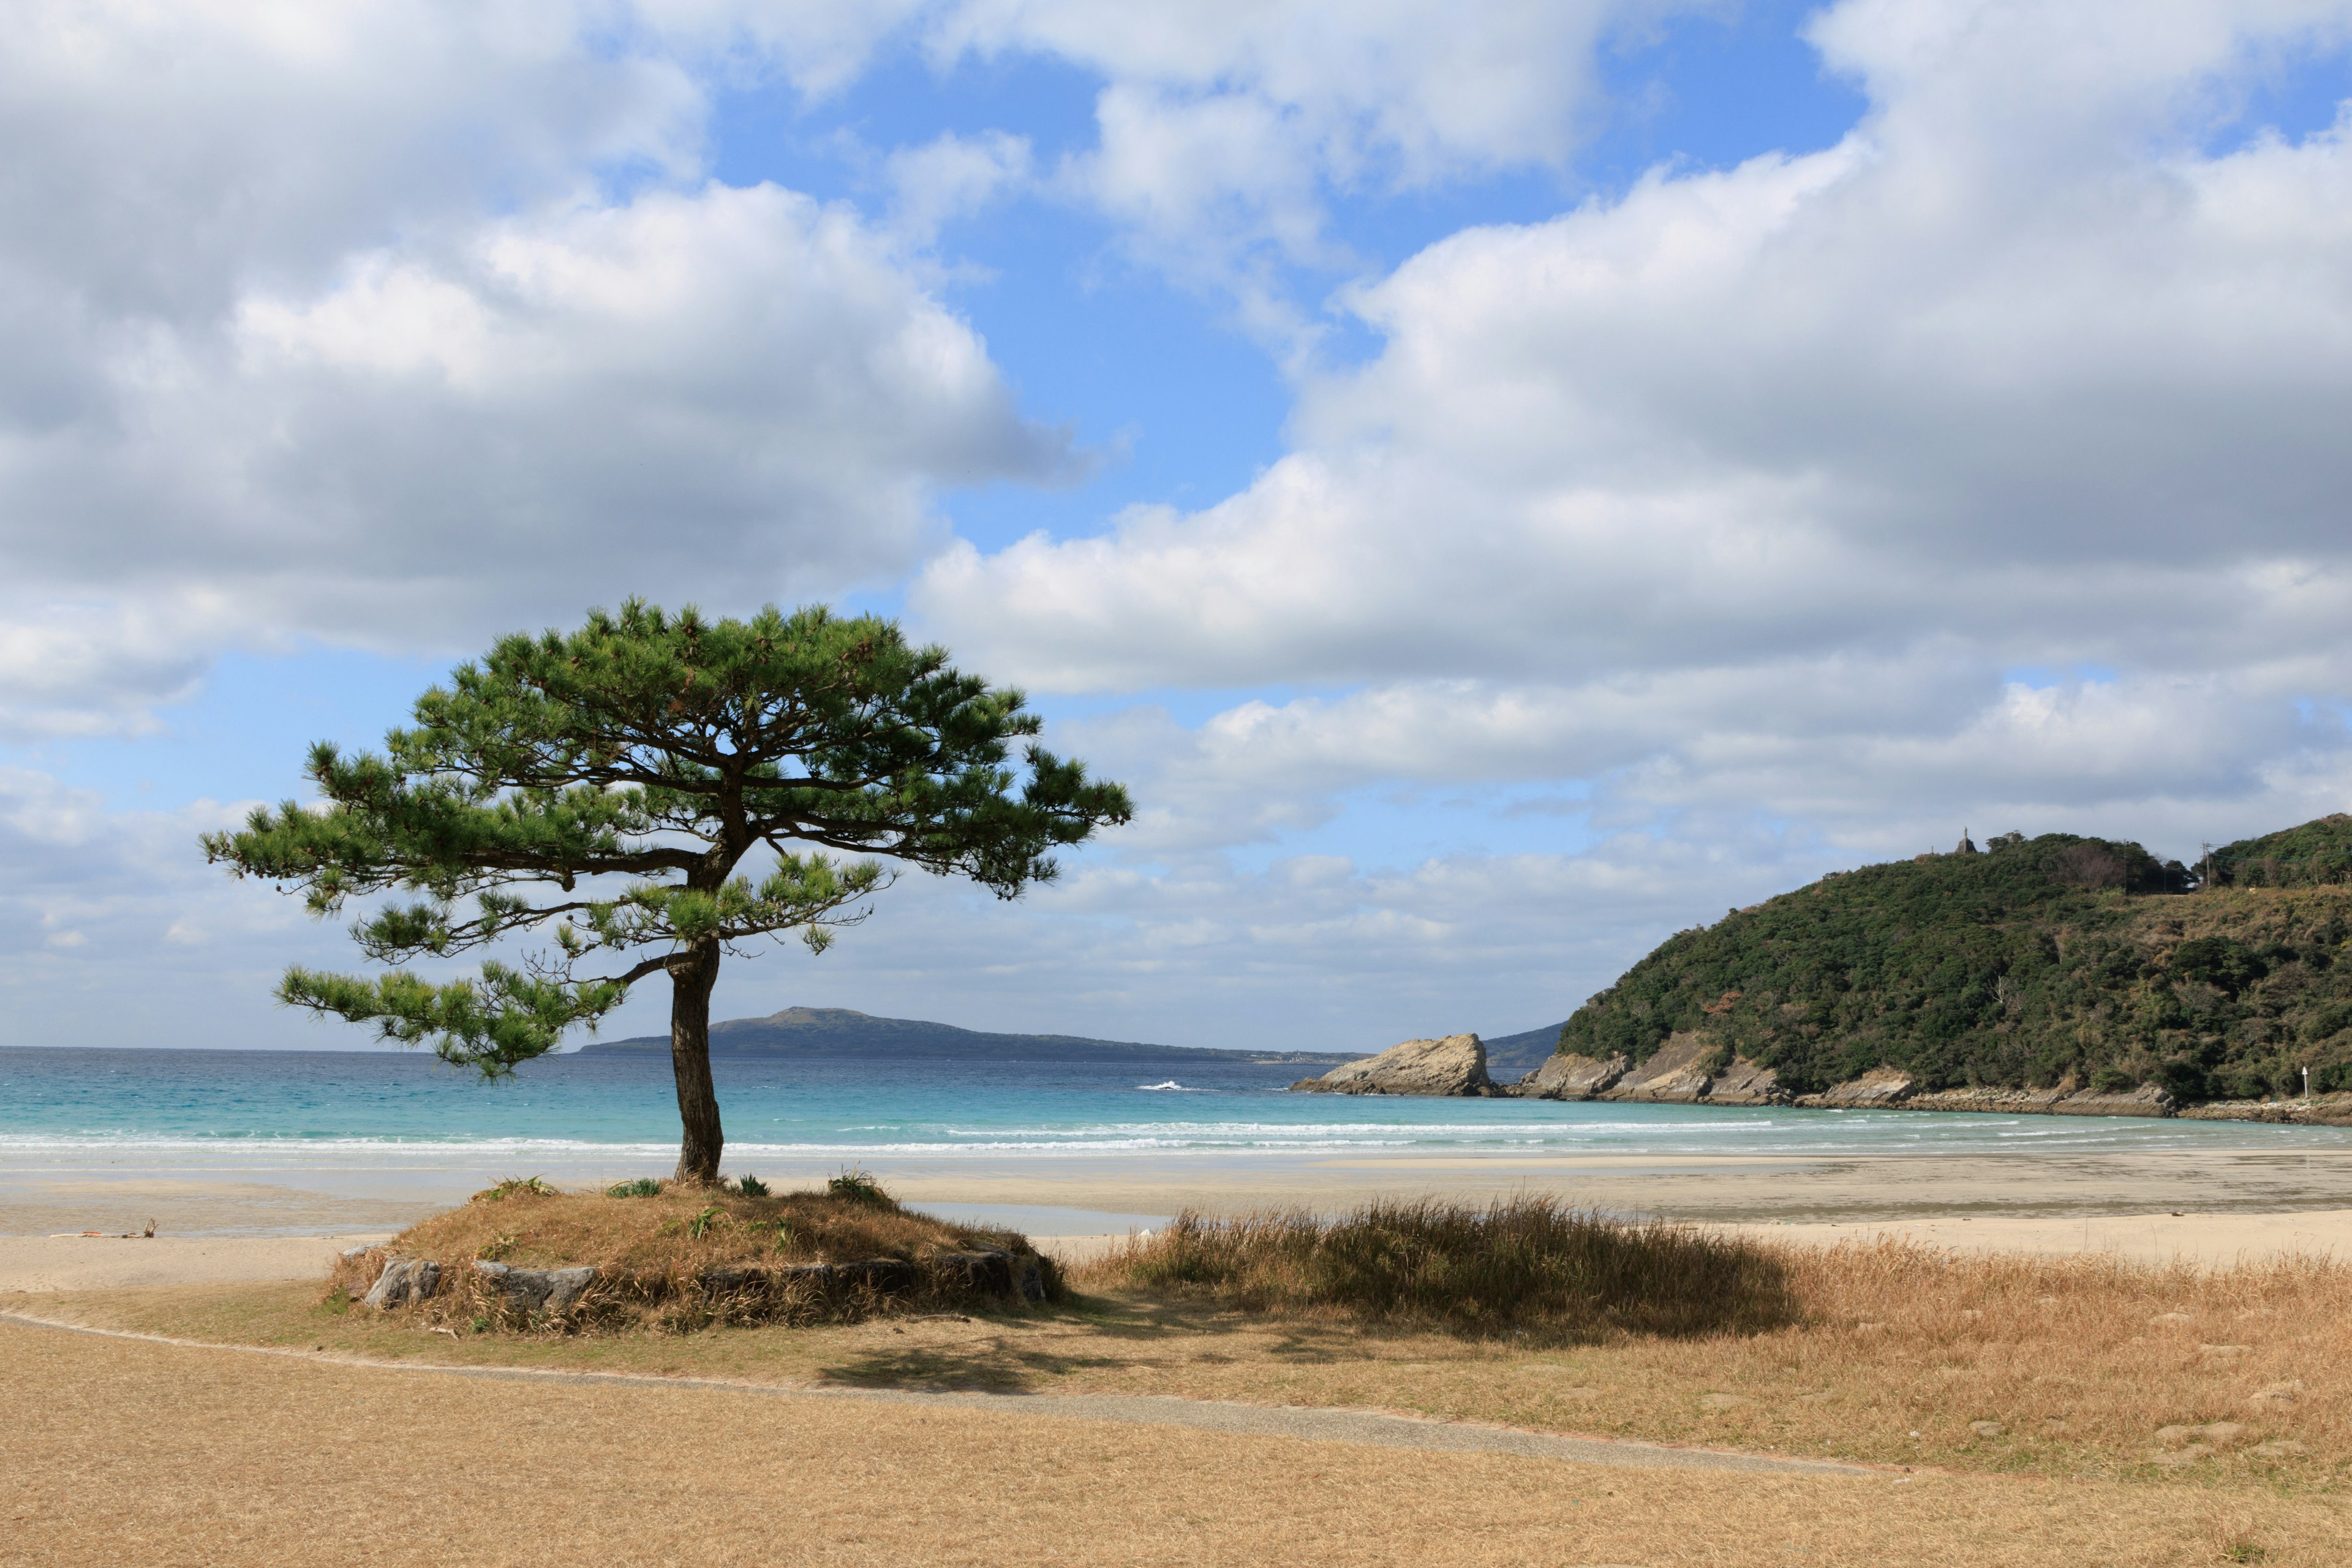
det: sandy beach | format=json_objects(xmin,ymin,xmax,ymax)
[
  {"xmin": 12, "ymin": 1144, "xmax": 2352, "ymax": 1293},
  {"xmin": 17, "ymin": 1140, "xmax": 2352, "ymax": 1242}
]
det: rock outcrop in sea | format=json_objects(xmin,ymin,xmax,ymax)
[{"xmin": 1291, "ymin": 1033, "xmax": 1504, "ymax": 1096}]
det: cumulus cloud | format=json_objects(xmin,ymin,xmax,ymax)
[
  {"xmin": 914, "ymin": 0, "xmax": 2352, "ymax": 859},
  {"xmin": 0, "ymin": 4, "xmax": 1077, "ymax": 734},
  {"xmin": 0, "ymin": 766, "xmax": 336, "ymax": 1047},
  {"xmin": 697, "ymin": 823, "xmax": 1812, "ymax": 1049},
  {"xmin": 930, "ymin": 0, "xmax": 1659, "ymax": 337}
]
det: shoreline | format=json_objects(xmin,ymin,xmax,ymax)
[{"xmin": 14, "ymin": 1140, "xmax": 2352, "ymax": 1243}]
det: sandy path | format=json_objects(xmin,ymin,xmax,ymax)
[{"xmin": 4, "ymin": 1316, "xmax": 2340, "ymax": 1568}]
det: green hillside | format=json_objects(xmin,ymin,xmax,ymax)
[
  {"xmin": 2207, "ymin": 813, "xmax": 2352, "ymax": 888},
  {"xmin": 1557, "ymin": 827, "xmax": 2352, "ymax": 1101}
]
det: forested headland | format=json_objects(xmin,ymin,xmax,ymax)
[{"xmin": 1556, "ymin": 816, "xmax": 2352, "ymax": 1102}]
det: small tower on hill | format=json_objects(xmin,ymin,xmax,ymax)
[{"xmin": 1953, "ymin": 827, "xmax": 1978, "ymax": 855}]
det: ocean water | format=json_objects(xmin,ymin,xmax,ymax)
[{"xmin": 5, "ymin": 1046, "xmax": 2350, "ymax": 1172}]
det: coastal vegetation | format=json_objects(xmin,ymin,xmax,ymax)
[
  {"xmin": 201, "ymin": 601, "xmax": 1130, "ymax": 1183},
  {"xmin": 1092, "ymin": 1197, "xmax": 1792, "ymax": 1341},
  {"xmin": 1558, "ymin": 821, "xmax": 2352, "ymax": 1101},
  {"xmin": 2209, "ymin": 813, "xmax": 2352, "ymax": 888}
]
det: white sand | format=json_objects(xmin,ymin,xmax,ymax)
[
  {"xmin": 1720, "ymin": 1208, "xmax": 2352, "ymax": 1266},
  {"xmin": 0, "ymin": 1234, "xmax": 391, "ymax": 1294}
]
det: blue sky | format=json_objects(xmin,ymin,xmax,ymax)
[{"xmin": 4, "ymin": 1, "xmax": 2352, "ymax": 1054}]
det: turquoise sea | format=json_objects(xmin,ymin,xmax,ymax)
[{"xmin": 7, "ymin": 1046, "xmax": 2350, "ymax": 1170}]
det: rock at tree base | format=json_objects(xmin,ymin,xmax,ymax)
[
  {"xmin": 472, "ymin": 1260, "xmax": 597, "ymax": 1315},
  {"xmin": 1513, "ymin": 1052, "xmax": 1629, "ymax": 1100},
  {"xmin": 1292, "ymin": 1034, "xmax": 1498, "ymax": 1096},
  {"xmin": 361, "ymin": 1257, "xmax": 440, "ymax": 1310},
  {"xmin": 936, "ymin": 1247, "xmax": 1050, "ymax": 1302},
  {"xmin": 701, "ymin": 1254, "xmax": 1024, "ymax": 1305}
]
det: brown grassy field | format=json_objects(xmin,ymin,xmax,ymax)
[
  {"xmin": 6, "ymin": 1315, "xmax": 2345, "ymax": 1568},
  {"xmin": 31, "ymin": 1224, "xmax": 2347, "ymax": 1491}
]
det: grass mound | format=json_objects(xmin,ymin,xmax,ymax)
[
  {"xmin": 327, "ymin": 1175, "xmax": 1061, "ymax": 1334},
  {"xmin": 1080, "ymin": 1196, "xmax": 1794, "ymax": 1341}
]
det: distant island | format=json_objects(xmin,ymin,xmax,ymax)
[
  {"xmin": 1534, "ymin": 816, "xmax": 2352, "ymax": 1123},
  {"xmin": 581, "ymin": 1005, "xmax": 1569, "ymax": 1072},
  {"xmin": 581, "ymin": 1006, "xmax": 1354, "ymax": 1067}
]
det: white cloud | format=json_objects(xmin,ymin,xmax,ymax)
[
  {"xmin": 931, "ymin": 0, "xmax": 1659, "ymax": 339},
  {"xmin": 0, "ymin": 6, "xmax": 1076, "ymax": 733},
  {"xmin": 915, "ymin": 0, "xmax": 2352, "ymax": 865},
  {"xmin": 688, "ymin": 825, "xmax": 1814, "ymax": 1049},
  {"xmin": 885, "ymin": 130, "xmax": 1036, "ymax": 245}
]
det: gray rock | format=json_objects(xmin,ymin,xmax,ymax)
[
  {"xmin": 699, "ymin": 1265, "xmax": 780, "ymax": 1300},
  {"xmin": 361, "ymin": 1257, "xmax": 440, "ymax": 1310},
  {"xmin": 938, "ymin": 1248, "xmax": 1052, "ymax": 1303},
  {"xmin": 471, "ymin": 1259, "xmax": 597, "ymax": 1315},
  {"xmin": 1807, "ymin": 1067, "xmax": 1917, "ymax": 1107},
  {"xmin": 832, "ymin": 1257, "xmax": 922, "ymax": 1295},
  {"xmin": 1515, "ymin": 1052, "xmax": 1629, "ymax": 1101},
  {"xmin": 2052, "ymin": 1083, "xmax": 2176, "ymax": 1118},
  {"xmin": 938, "ymin": 1248, "xmax": 1014, "ymax": 1296},
  {"xmin": 2154, "ymin": 1420, "xmax": 2248, "ymax": 1450},
  {"xmin": 1705, "ymin": 1056, "xmax": 1787, "ymax": 1106},
  {"xmin": 1602, "ymin": 1035, "xmax": 1716, "ymax": 1103},
  {"xmin": 1293, "ymin": 1034, "xmax": 1496, "ymax": 1097}
]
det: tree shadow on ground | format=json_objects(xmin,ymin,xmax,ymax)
[{"xmin": 808, "ymin": 1289, "xmax": 1377, "ymax": 1392}]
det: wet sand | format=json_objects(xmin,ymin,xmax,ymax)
[{"xmin": 865, "ymin": 1145, "xmax": 2352, "ymax": 1225}]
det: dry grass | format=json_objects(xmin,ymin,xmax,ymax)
[
  {"xmin": 30, "ymin": 1207, "xmax": 2352, "ymax": 1493},
  {"xmin": 9, "ymin": 1317, "xmax": 2351, "ymax": 1568},
  {"xmin": 1085, "ymin": 1197, "xmax": 1793, "ymax": 1340},
  {"xmin": 1077, "ymin": 1207, "xmax": 2351, "ymax": 1485},
  {"xmin": 323, "ymin": 1176, "xmax": 1060, "ymax": 1332}
]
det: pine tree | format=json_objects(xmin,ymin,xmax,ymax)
[{"xmin": 205, "ymin": 600, "xmax": 1131, "ymax": 1183}]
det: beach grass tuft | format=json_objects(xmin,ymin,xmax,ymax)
[
  {"xmin": 826, "ymin": 1167, "xmax": 893, "ymax": 1208},
  {"xmin": 1082, "ymin": 1196, "xmax": 1796, "ymax": 1341},
  {"xmin": 605, "ymin": 1178, "xmax": 663, "ymax": 1199}
]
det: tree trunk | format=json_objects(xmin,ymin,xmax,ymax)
[{"xmin": 669, "ymin": 943, "xmax": 724, "ymax": 1185}]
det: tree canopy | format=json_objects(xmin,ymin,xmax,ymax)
[{"xmin": 205, "ymin": 600, "xmax": 1132, "ymax": 1180}]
